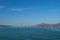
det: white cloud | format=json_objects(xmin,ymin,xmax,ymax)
[
  {"xmin": 0, "ymin": 6, "xmax": 5, "ymax": 9},
  {"xmin": 11, "ymin": 8, "xmax": 32, "ymax": 11},
  {"xmin": 11, "ymin": 8, "xmax": 23, "ymax": 11},
  {"xmin": 49, "ymin": 10, "xmax": 57, "ymax": 12}
]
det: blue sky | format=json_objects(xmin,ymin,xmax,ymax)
[{"xmin": 0, "ymin": 0, "xmax": 60, "ymax": 26}]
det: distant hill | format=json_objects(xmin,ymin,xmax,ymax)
[
  {"xmin": 36, "ymin": 23, "xmax": 60, "ymax": 28},
  {"xmin": 0, "ymin": 25, "xmax": 12, "ymax": 27}
]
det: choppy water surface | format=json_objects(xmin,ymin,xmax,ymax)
[{"xmin": 0, "ymin": 27, "xmax": 60, "ymax": 40}]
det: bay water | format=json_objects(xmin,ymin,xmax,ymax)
[{"xmin": 0, "ymin": 27, "xmax": 60, "ymax": 40}]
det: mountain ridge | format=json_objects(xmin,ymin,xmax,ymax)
[{"xmin": 35, "ymin": 23, "xmax": 60, "ymax": 28}]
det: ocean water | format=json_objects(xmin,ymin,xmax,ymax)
[{"xmin": 0, "ymin": 27, "xmax": 60, "ymax": 40}]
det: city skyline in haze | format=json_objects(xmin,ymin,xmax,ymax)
[{"xmin": 0, "ymin": 0, "xmax": 60, "ymax": 26}]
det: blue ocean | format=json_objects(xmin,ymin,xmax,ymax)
[{"xmin": 0, "ymin": 27, "xmax": 60, "ymax": 40}]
